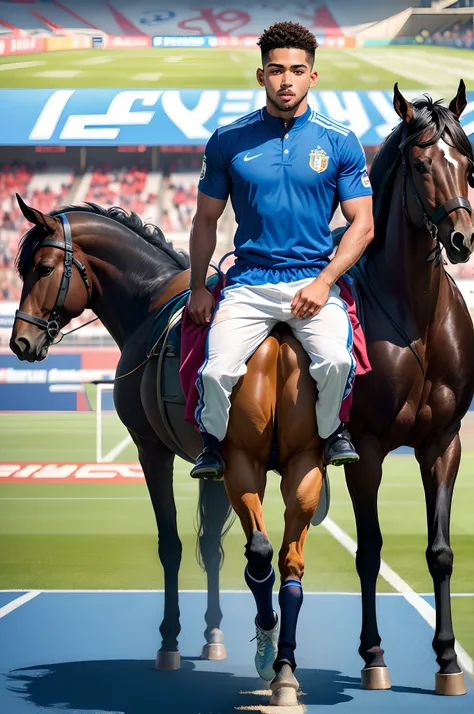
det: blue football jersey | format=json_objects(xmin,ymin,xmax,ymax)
[{"xmin": 198, "ymin": 105, "xmax": 372, "ymax": 285}]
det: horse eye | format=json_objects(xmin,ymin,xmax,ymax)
[
  {"xmin": 414, "ymin": 161, "xmax": 428, "ymax": 175},
  {"xmin": 39, "ymin": 265, "xmax": 53, "ymax": 277}
]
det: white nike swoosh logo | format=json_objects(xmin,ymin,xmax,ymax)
[{"xmin": 243, "ymin": 152, "xmax": 263, "ymax": 162}]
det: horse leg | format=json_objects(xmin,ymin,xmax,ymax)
[
  {"xmin": 415, "ymin": 432, "xmax": 466, "ymax": 695},
  {"xmin": 134, "ymin": 435, "xmax": 182, "ymax": 670},
  {"xmin": 197, "ymin": 478, "xmax": 234, "ymax": 660},
  {"xmin": 265, "ymin": 338, "xmax": 323, "ymax": 706},
  {"xmin": 223, "ymin": 447, "xmax": 278, "ymax": 669},
  {"xmin": 345, "ymin": 439, "xmax": 391, "ymax": 690},
  {"xmin": 270, "ymin": 449, "xmax": 322, "ymax": 706}
]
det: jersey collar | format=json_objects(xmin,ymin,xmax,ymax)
[{"xmin": 262, "ymin": 105, "xmax": 312, "ymax": 134}]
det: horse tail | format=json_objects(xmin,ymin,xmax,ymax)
[{"xmin": 195, "ymin": 479, "xmax": 235, "ymax": 571}]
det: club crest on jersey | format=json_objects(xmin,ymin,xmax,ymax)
[{"xmin": 309, "ymin": 146, "xmax": 329, "ymax": 173}]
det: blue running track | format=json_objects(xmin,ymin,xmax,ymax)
[{"xmin": 0, "ymin": 591, "xmax": 472, "ymax": 713}]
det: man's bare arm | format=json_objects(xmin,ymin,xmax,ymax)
[
  {"xmin": 189, "ymin": 191, "xmax": 227, "ymax": 290},
  {"xmin": 318, "ymin": 195, "xmax": 374, "ymax": 287},
  {"xmin": 291, "ymin": 195, "xmax": 374, "ymax": 318},
  {"xmin": 188, "ymin": 191, "xmax": 227, "ymax": 324}
]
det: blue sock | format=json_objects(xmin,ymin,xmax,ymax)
[
  {"xmin": 202, "ymin": 433, "xmax": 220, "ymax": 451},
  {"xmin": 245, "ymin": 564, "xmax": 276, "ymax": 631},
  {"xmin": 276, "ymin": 580, "xmax": 303, "ymax": 671}
]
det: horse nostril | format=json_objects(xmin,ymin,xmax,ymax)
[
  {"xmin": 450, "ymin": 231, "xmax": 465, "ymax": 252},
  {"xmin": 12, "ymin": 336, "xmax": 30, "ymax": 355}
]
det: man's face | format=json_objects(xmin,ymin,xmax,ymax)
[{"xmin": 257, "ymin": 47, "xmax": 318, "ymax": 113}]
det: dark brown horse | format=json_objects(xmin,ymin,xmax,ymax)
[
  {"xmin": 347, "ymin": 81, "xmax": 474, "ymax": 696},
  {"xmin": 9, "ymin": 81, "xmax": 474, "ymax": 702}
]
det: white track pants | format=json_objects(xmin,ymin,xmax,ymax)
[{"xmin": 195, "ymin": 279, "xmax": 356, "ymax": 441}]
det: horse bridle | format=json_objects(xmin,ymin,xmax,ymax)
[
  {"xmin": 14, "ymin": 213, "xmax": 90, "ymax": 342},
  {"xmin": 400, "ymin": 127, "xmax": 473, "ymax": 258}
]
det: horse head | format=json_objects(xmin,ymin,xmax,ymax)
[
  {"xmin": 10, "ymin": 196, "xmax": 92, "ymax": 362},
  {"xmin": 393, "ymin": 79, "xmax": 474, "ymax": 264}
]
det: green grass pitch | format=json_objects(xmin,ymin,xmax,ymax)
[
  {"xmin": 0, "ymin": 411, "xmax": 473, "ymax": 661},
  {"xmin": 0, "ymin": 45, "xmax": 472, "ymax": 93}
]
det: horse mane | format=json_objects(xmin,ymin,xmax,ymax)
[
  {"xmin": 369, "ymin": 94, "xmax": 473, "ymax": 252},
  {"xmin": 16, "ymin": 202, "xmax": 190, "ymax": 278}
]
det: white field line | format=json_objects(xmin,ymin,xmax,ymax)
[
  {"xmin": 343, "ymin": 49, "xmax": 437, "ymax": 87},
  {"xmin": 0, "ymin": 496, "xmax": 192, "ymax": 501},
  {"xmin": 383, "ymin": 50, "xmax": 474, "ymax": 82},
  {"xmin": 35, "ymin": 70, "xmax": 81, "ymax": 78},
  {"xmin": 0, "ymin": 497, "xmax": 427, "ymax": 505},
  {"xmin": 0, "ymin": 61, "xmax": 45, "ymax": 71},
  {"xmin": 0, "ymin": 589, "xmax": 472, "ymax": 597},
  {"xmin": 412, "ymin": 48, "xmax": 474, "ymax": 68},
  {"xmin": 102, "ymin": 434, "xmax": 133, "ymax": 463},
  {"xmin": 0, "ymin": 590, "xmax": 41, "ymax": 619},
  {"xmin": 322, "ymin": 515, "xmax": 474, "ymax": 677},
  {"xmin": 74, "ymin": 57, "xmax": 114, "ymax": 65}
]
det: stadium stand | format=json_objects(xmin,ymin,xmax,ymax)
[
  {"xmin": 161, "ymin": 172, "xmax": 197, "ymax": 235},
  {"xmin": 0, "ymin": 1, "xmax": 427, "ymax": 37},
  {"xmin": 81, "ymin": 164, "xmax": 161, "ymax": 224},
  {"xmin": 0, "ymin": 162, "xmax": 73, "ymax": 300}
]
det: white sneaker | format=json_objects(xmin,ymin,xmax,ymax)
[{"xmin": 254, "ymin": 613, "xmax": 279, "ymax": 681}]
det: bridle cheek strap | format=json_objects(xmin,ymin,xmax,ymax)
[
  {"xmin": 14, "ymin": 214, "xmax": 90, "ymax": 342},
  {"xmin": 401, "ymin": 141, "xmax": 473, "ymax": 255}
]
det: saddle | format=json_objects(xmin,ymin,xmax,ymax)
[
  {"xmin": 148, "ymin": 267, "xmax": 366, "ymax": 464},
  {"xmin": 147, "ymin": 273, "xmax": 220, "ymax": 462}
]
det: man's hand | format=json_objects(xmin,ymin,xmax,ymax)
[
  {"xmin": 188, "ymin": 286, "xmax": 215, "ymax": 324},
  {"xmin": 291, "ymin": 276, "xmax": 331, "ymax": 319}
]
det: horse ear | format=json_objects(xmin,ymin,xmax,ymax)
[
  {"xmin": 449, "ymin": 79, "xmax": 467, "ymax": 120},
  {"xmin": 393, "ymin": 83, "xmax": 413, "ymax": 123},
  {"xmin": 16, "ymin": 193, "xmax": 59, "ymax": 233}
]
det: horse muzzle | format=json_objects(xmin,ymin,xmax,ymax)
[
  {"xmin": 10, "ymin": 333, "xmax": 49, "ymax": 362},
  {"xmin": 445, "ymin": 228, "xmax": 473, "ymax": 264}
]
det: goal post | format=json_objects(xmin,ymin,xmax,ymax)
[{"xmin": 84, "ymin": 381, "xmax": 133, "ymax": 463}]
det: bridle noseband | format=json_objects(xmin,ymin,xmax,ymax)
[
  {"xmin": 400, "ymin": 127, "xmax": 473, "ymax": 262},
  {"xmin": 14, "ymin": 213, "xmax": 91, "ymax": 342}
]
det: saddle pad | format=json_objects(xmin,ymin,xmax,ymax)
[{"xmin": 147, "ymin": 272, "xmax": 220, "ymax": 357}]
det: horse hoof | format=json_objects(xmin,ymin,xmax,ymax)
[
  {"xmin": 201, "ymin": 642, "xmax": 227, "ymax": 660},
  {"xmin": 270, "ymin": 664, "xmax": 299, "ymax": 706},
  {"xmin": 155, "ymin": 650, "xmax": 180, "ymax": 670},
  {"xmin": 361, "ymin": 666, "xmax": 391, "ymax": 690},
  {"xmin": 435, "ymin": 672, "xmax": 466, "ymax": 696}
]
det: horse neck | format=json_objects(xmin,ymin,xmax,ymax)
[
  {"xmin": 73, "ymin": 215, "xmax": 184, "ymax": 348},
  {"xmin": 371, "ymin": 170, "xmax": 445, "ymax": 338}
]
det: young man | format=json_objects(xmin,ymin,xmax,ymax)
[{"xmin": 189, "ymin": 21, "xmax": 374, "ymax": 481}]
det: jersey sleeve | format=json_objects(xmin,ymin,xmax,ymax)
[
  {"xmin": 198, "ymin": 129, "xmax": 231, "ymax": 201},
  {"xmin": 337, "ymin": 130, "xmax": 372, "ymax": 202}
]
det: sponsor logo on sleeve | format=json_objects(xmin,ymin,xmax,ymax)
[
  {"xmin": 361, "ymin": 169, "xmax": 371, "ymax": 188},
  {"xmin": 200, "ymin": 154, "xmax": 207, "ymax": 180}
]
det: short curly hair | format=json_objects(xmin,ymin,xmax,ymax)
[{"xmin": 257, "ymin": 21, "xmax": 318, "ymax": 66}]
